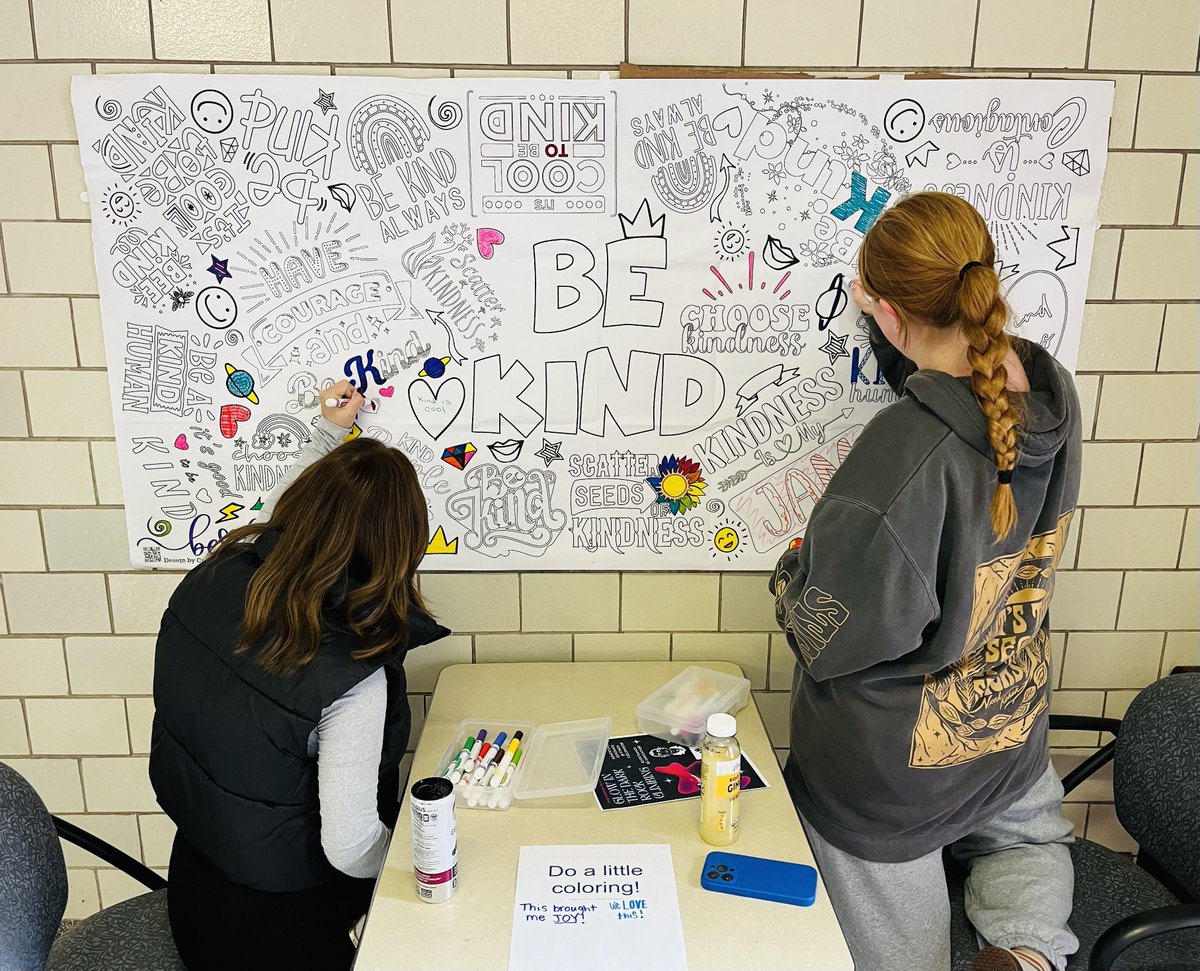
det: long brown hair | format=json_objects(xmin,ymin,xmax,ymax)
[
  {"xmin": 857, "ymin": 191, "xmax": 1020, "ymax": 541},
  {"xmin": 209, "ymin": 437, "xmax": 432, "ymax": 674}
]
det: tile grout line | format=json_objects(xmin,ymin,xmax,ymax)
[
  {"xmin": 623, "ymin": 0, "xmax": 629, "ymax": 64},
  {"xmin": 45, "ymin": 144, "xmax": 62, "ymax": 221},
  {"xmin": 855, "ymin": 0, "xmax": 866, "ymax": 67},
  {"xmin": 1128, "ymin": 74, "xmax": 1143, "ymax": 148},
  {"xmin": 969, "ymin": 0, "xmax": 981, "ymax": 68},
  {"xmin": 386, "ymin": 0, "xmax": 396, "ymax": 65},
  {"xmin": 1082, "ymin": 0, "xmax": 1096, "ymax": 71},
  {"xmin": 24, "ymin": 0, "xmax": 38, "ymax": 59},
  {"xmin": 266, "ymin": 0, "xmax": 277, "ymax": 63},
  {"xmin": 0, "ymin": 224, "xmax": 10, "ymax": 293},
  {"xmin": 740, "ymin": 0, "xmax": 748, "ymax": 67},
  {"xmin": 1173, "ymin": 151, "xmax": 1187, "ymax": 226},
  {"xmin": 1152, "ymin": 304, "xmax": 1168, "ymax": 371}
]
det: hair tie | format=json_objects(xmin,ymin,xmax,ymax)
[
  {"xmin": 996, "ymin": 469, "xmax": 1013, "ymax": 485},
  {"xmin": 959, "ymin": 260, "xmax": 983, "ymax": 281}
]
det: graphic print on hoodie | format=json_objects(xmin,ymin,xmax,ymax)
[{"xmin": 770, "ymin": 334, "xmax": 1081, "ymax": 863}]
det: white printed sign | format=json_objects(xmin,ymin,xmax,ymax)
[
  {"xmin": 71, "ymin": 76, "xmax": 1112, "ymax": 570},
  {"xmin": 509, "ymin": 844, "xmax": 687, "ymax": 971}
]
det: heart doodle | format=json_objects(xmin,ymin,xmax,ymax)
[
  {"xmin": 378, "ymin": 386, "xmax": 395, "ymax": 398},
  {"xmin": 219, "ymin": 403, "xmax": 251, "ymax": 439},
  {"xmin": 476, "ymin": 228, "xmax": 505, "ymax": 260},
  {"xmin": 945, "ymin": 152, "xmax": 963, "ymax": 171},
  {"xmin": 174, "ymin": 434, "xmax": 188, "ymax": 450},
  {"xmin": 197, "ymin": 488, "xmax": 212, "ymax": 504},
  {"xmin": 408, "ymin": 378, "xmax": 465, "ymax": 439}
]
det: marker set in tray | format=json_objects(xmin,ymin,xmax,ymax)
[
  {"xmin": 440, "ymin": 723, "xmax": 527, "ymax": 810},
  {"xmin": 433, "ymin": 716, "xmax": 612, "ymax": 812}
]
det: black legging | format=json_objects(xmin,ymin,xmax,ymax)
[{"xmin": 167, "ymin": 834, "xmax": 375, "ymax": 971}]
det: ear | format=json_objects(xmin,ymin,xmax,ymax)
[{"xmin": 873, "ymin": 298, "xmax": 905, "ymax": 348}]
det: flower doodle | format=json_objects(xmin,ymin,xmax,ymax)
[{"xmin": 646, "ymin": 455, "xmax": 706, "ymax": 515}]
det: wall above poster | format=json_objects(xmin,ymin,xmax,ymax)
[{"xmin": 71, "ymin": 76, "xmax": 1112, "ymax": 571}]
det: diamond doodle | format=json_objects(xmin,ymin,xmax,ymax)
[
  {"xmin": 1061, "ymin": 148, "xmax": 1090, "ymax": 177},
  {"xmin": 441, "ymin": 443, "xmax": 476, "ymax": 470}
]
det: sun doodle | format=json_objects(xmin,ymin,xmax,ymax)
[
  {"xmin": 646, "ymin": 455, "xmax": 706, "ymax": 516},
  {"xmin": 713, "ymin": 222, "xmax": 748, "ymax": 261},
  {"xmin": 100, "ymin": 186, "xmax": 140, "ymax": 228},
  {"xmin": 710, "ymin": 519, "xmax": 743, "ymax": 562}
]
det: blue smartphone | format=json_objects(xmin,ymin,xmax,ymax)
[{"xmin": 700, "ymin": 851, "xmax": 818, "ymax": 907}]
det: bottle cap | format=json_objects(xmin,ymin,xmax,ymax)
[{"xmin": 706, "ymin": 713, "xmax": 737, "ymax": 738}]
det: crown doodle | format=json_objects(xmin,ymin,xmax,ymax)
[
  {"xmin": 618, "ymin": 199, "xmax": 666, "ymax": 239},
  {"xmin": 425, "ymin": 525, "xmax": 459, "ymax": 555}
]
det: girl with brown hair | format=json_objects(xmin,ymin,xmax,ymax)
[
  {"xmin": 150, "ymin": 380, "xmax": 449, "ymax": 971},
  {"xmin": 772, "ymin": 192, "xmax": 1082, "ymax": 971}
]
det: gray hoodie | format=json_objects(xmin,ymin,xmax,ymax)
[{"xmin": 770, "ymin": 334, "xmax": 1081, "ymax": 863}]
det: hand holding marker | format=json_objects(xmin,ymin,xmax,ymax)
[{"xmin": 319, "ymin": 379, "xmax": 363, "ymax": 430}]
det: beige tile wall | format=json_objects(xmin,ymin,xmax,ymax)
[{"xmin": 0, "ymin": 0, "xmax": 1197, "ymax": 916}]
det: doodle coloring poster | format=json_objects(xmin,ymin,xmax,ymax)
[{"xmin": 71, "ymin": 76, "xmax": 1112, "ymax": 570}]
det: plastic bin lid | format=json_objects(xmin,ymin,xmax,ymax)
[{"xmin": 513, "ymin": 716, "xmax": 612, "ymax": 801}]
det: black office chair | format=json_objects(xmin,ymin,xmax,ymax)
[
  {"xmin": 949, "ymin": 672, "xmax": 1200, "ymax": 971},
  {"xmin": 0, "ymin": 761, "xmax": 185, "ymax": 971}
]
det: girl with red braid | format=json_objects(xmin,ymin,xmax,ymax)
[{"xmin": 771, "ymin": 192, "xmax": 1082, "ymax": 971}]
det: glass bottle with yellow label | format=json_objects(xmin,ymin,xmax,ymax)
[{"xmin": 699, "ymin": 713, "xmax": 740, "ymax": 845}]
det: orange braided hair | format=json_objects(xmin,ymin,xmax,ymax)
[{"xmin": 857, "ymin": 191, "xmax": 1020, "ymax": 540}]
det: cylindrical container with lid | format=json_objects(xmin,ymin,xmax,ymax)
[
  {"xmin": 699, "ymin": 712, "xmax": 741, "ymax": 846},
  {"xmin": 410, "ymin": 777, "xmax": 459, "ymax": 903}
]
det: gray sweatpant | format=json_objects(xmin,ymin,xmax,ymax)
[{"xmin": 802, "ymin": 763, "xmax": 1079, "ymax": 971}]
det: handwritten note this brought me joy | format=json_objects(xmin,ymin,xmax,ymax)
[{"xmin": 509, "ymin": 844, "xmax": 688, "ymax": 971}]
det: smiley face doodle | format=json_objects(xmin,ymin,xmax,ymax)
[
  {"xmin": 195, "ymin": 286, "xmax": 238, "ymax": 329},
  {"xmin": 883, "ymin": 98, "xmax": 926, "ymax": 143},
  {"xmin": 714, "ymin": 526, "xmax": 740, "ymax": 553},
  {"xmin": 100, "ymin": 186, "xmax": 139, "ymax": 228},
  {"xmin": 191, "ymin": 90, "xmax": 233, "ymax": 134}
]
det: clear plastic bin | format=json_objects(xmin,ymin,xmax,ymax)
[
  {"xmin": 432, "ymin": 716, "xmax": 612, "ymax": 811},
  {"xmin": 636, "ymin": 666, "xmax": 751, "ymax": 747}
]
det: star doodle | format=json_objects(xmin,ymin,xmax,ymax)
[
  {"xmin": 762, "ymin": 90, "xmax": 775, "ymax": 104},
  {"xmin": 206, "ymin": 256, "xmax": 232, "ymax": 283},
  {"xmin": 798, "ymin": 209, "xmax": 812, "ymax": 221},
  {"xmin": 818, "ymin": 331, "xmax": 850, "ymax": 364},
  {"xmin": 767, "ymin": 190, "xmax": 778, "ymax": 203},
  {"xmin": 535, "ymin": 439, "xmax": 563, "ymax": 467},
  {"xmin": 314, "ymin": 90, "xmax": 337, "ymax": 115}
]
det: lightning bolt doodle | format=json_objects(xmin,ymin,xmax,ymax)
[{"xmin": 217, "ymin": 503, "xmax": 244, "ymax": 523}]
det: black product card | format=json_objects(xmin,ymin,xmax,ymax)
[{"xmin": 593, "ymin": 733, "xmax": 769, "ymax": 811}]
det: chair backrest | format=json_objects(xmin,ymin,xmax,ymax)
[
  {"xmin": 1113, "ymin": 672, "xmax": 1200, "ymax": 901},
  {"xmin": 0, "ymin": 761, "xmax": 69, "ymax": 971}
]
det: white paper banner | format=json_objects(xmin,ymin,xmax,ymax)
[{"xmin": 71, "ymin": 76, "xmax": 1112, "ymax": 570}]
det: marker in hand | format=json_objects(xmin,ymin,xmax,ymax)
[{"xmin": 325, "ymin": 380, "xmax": 356, "ymax": 408}]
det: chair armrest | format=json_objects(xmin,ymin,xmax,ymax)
[
  {"xmin": 1049, "ymin": 715, "xmax": 1120, "ymax": 795},
  {"xmin": 1048, "ymin": 714, "xmax": 1121, "ymax": 736},
  {"xmin": 1089, "ymin": 902, "xmax": 1200, "ymax": 971},
  {"xmin": 1057, "ymin": 739, "xmax": 1117, "ymax": 795},
  {"xmin": 53, "ymin": 815, "xmax": 167, "ymax": 892}
]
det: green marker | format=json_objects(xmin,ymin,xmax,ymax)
[{"xmin": 442, "ymin": 736, "xmax": 474, "ymax": 780}]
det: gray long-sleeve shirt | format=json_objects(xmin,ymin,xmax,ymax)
[{"xmin": 262, "ymin": 417, "xmax": 392, "ymax": 879}]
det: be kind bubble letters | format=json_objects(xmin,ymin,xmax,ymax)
[{"xmin": 72, "ymin": 76, "xmax": 1112, "ymax": 570}]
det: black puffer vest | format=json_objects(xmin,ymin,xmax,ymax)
[{"xmin": 149, "ymin": 533, "xmax": 449, "ymax": 892}]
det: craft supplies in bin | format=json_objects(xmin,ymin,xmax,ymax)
[
  {"xmin": 435, "ymin": 716, "xmax": 611, "ymax": 811},
  {"xmin": 636, "ymin": 666, "xmax": 751, "ymax": 747}
]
